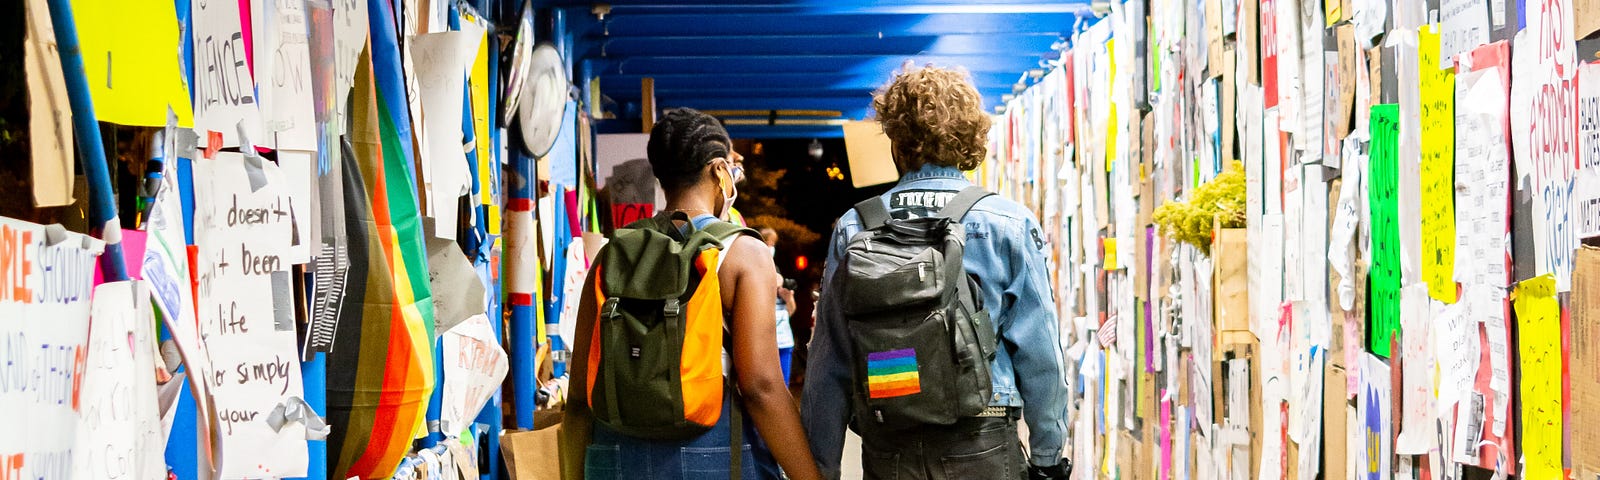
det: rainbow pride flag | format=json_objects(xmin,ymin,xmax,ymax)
[{"xmin": 866, "ymin": 348, "xmax": 922, "ymax": 399}]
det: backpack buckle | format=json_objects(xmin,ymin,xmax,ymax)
[
  {"xmin": 663, "ymin": 298, "xmax": 682, "ymax": 317},
  {"xmin": 601, "ymin": 298, "xmax": 621, "ymax": 319}
]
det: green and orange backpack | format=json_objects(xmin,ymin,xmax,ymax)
[{"xmin": 585, "ymin": 212, "xmax": 757, "ymax": 441}]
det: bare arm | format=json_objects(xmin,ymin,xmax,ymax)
[
  {"xmin": 559, "ymin": 266, "xmax": 600, "ymax": 480},
  {"xmin": 722, "ymin": 235, "xmax": 822, "ymax": 480}
]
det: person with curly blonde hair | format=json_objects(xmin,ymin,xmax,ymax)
[{"xmin": 802, "ymin": 66, "xmax": 1072, "ymax": 480}]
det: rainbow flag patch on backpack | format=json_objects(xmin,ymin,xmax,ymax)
[{"xmin": 866, "ymin": 349, "xmax": 922, "ymax": 398}]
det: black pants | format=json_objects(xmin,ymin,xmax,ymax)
[{"xmin": 857, "ymin": 413, "xmax": 1028, "ymax": 480}]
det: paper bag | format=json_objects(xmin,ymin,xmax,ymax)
[{"xmin": 502, "ymin": 424, "xmax": 562, "ymax": 479}]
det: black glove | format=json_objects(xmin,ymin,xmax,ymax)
[{"xmin": 1028, "ymin": 459, "xmax": 1071, "ymax": 480}]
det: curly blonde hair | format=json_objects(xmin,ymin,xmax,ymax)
[{"xmin": 872, "ymin": 66, "xmax": 992, "ymax": 172}]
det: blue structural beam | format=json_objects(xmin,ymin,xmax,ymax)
[
  {"xmin": 589, "ymin": 54, "xmax": 1053, "ymax": 76},
  {"xmin": 723, "ymin": 124, "xmax": 846, "ymax": 139},
  {"xmin": 587, "ymin": 33, "xmax": 1062, "ymax": 58},
  {"xmin": 577, "ymin": 12, "xmax": 1084, "ymax": 37},
  {"xmin": 649, "ymin": 95, "xmax": 999, "ymax": 118},
  {"xmin": 599, "ymin": 71, "xmax": 1022, "ymax": 94}
]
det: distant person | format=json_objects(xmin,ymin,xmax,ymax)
[
  {"xmin": 562, "ymin": 108, "xmax": 822, "ymax": 480},
  {"xmin": 802, "ymin": 67, "xmax": 1072, "ymax": 480},
  {"xmin": 757, "ymin": 226, "xmax": 798, "ymax": 383}
]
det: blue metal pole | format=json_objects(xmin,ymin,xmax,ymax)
[
  {"xmin": 299, "ymin": 352, "xmax": 329, "ymax": 480},
  {"xmin": 45, "ymin": 0, "xmax": 127, "ymax": 281},
  {"xmin": 508, "ymin": 146, "xmax": 538, "ymax": 431}
]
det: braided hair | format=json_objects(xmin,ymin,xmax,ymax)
[{"xmin": 647, "ymin": 108, "xmax": 731, "ymax": 191}]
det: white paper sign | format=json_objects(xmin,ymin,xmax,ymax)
[
  {"xmin": 1439, "ymin": 0, "xmax": 1491, "ymax": 68},
  {"xmin": 333, "ymin": 0, "xmax": 368, "ymax": 134},
  {"xmin": 411, "ymin": 31, "xmax": 481, "ymax": 240},
  {"xmin": 1453, "ymin": 68, "xmax": 1512, "ymax": 285},
  {"xmin": 191, "ymin": 0, "xmax": 264, "ymax": 147},
  {"xmin": 72, "ymin": 281, "xmax": 165, "ymax": 480},
  {"xmin": 0, "ymin": 217, "xmax": 103, "ymax": 480},
  {"xmin": 1510, "ymin": 29, "xmax": 1579, "ymax": 292},
  {"xmin": 194, "ymin": 152, "xmax": 309, "ymax": 478},
  {"xmin": 440, "ymin": 314, "xmax": 509, "ymax": 435},
  {"xmin": 255, "ymin": 0, "xmax": 318, "ymax": 151},
  {"xmin": 1576, "ymin": 62, "xmax": 1600, "ymax": 240}
]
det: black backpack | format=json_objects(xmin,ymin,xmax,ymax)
[{"xmin": 841, "ymin": 186, "xmax": 998, "ymax": 431}]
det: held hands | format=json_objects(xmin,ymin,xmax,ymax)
[{"xmin": 1027, "ymin": 459, "xmax": 1072, "ymax": 480}]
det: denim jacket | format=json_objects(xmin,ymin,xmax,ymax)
[{"xmin": 801, "ymin": 165, "xmax": 1068, "ymax": 477}]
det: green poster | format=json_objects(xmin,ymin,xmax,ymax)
[{"xmin": 1368, "ymin": 104, "xmax": 1401, "ymax": 357}]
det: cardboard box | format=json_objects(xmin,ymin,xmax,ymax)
[
  {"xmin": 1572, "ymin": 246, "xmax": 1600, "ymax": 477},
  {"xmin": 1324, "ymin": 364, "xmax": 1350, "ymax": 480},
  {"xmin": 1578, "ymin": 0, "xmax": 1599, "ymax": 40},
  {"xmin": 1212, "ymin": 227, "xmax": 1251, "ymax": 333}
]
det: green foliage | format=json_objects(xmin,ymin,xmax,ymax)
[{"xmin": 1152, "ymin": 160, "xmax": 1246, "ymax": 255}]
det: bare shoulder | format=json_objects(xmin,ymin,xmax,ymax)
[{"xmin": 722, "ymin": 234, "xmax": 776, "ymax": 276}]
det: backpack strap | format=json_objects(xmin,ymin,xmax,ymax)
[
  {"xmin": 937, "ymin": 186, "xmax": 994, "ymax": 221},
  {"xmin": 697, "ymin": 220, "xmax": 759, "ymax": 480},
  {"xmin": 695, "ymin": 221, "xmax": 758, "ymax": 268},
  {"xmin": 853, "ymin": 197, "xmax": 892, "ymax": 230}
]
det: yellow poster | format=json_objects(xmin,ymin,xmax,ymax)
[
  {"xmin": 1418, "ymin": 27, "xmax": 1457, "ymax": 303},
  {"xmin": 1513, "ymin": 274, "xmax": 1562, "ymax": 479},
  {"xmin": 467, "ymin": 17, "xmax": 499, "ymax": 236},
  {"xmin": 1103, "ymin": 238, "xmax": 1118, "ymax": 271},
  {"xmin": 70, "ymin": 0, "xmax": 194, "ymax": 127}
]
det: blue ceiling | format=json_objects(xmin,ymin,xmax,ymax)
[{"xmin": 540, "ymin": 0, "xmax": 1094, "ymax": 136}]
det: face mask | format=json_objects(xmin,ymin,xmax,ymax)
[{"xmin": 715, "ymin": 160, "xmax": 739, "ymax": 220}]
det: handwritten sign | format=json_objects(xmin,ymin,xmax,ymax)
[
  {"xmin": 1368, "ymin": 104, "xmax": 1402, "ymax": 357},
  {"xmin": 411, "ymin": 31, "xmax": 480, "ymax": 241},
  {"xmin": 255, "ymin": 0, "xmax": 318, "ymax": 151},
  {"xmin": 1527, "ymin": 0, "xmax": 1578, "ymax": 77},
  {"xmin": 1453, "ymin": 68, "xmax": 1512, "ymax": 286},
  {"xmin": 439, "ymin": 315, "xmax": 508, "ymax": 436},
  {"xmin": 71, "ymin": 281, "xmax": 164, "ymax": 480},
  {"xmin": 332, "ymin": 0, "xmax": 367, "ymax": 133},
  {"xmin": 1513, "ymin": 274, "xmax": 1562, "ymax": 479},
  {"xmin": 1439, "ymin": 0, "xmax": 1491, "ymax": 68},
  {"xmin": 1577, "ymin": 63, "xmax": 1600, "ymax": 240},
  {"xmin": 1512, "ymin": 0, "xmax": 1580, "ymax": 292},
  {"xmin": 191, "ymin": 0, "xmax": 264, "ymax": 147},
  {"xmin": 0, "ymin": 217, "xmax": 103, "ymax": 480},
  {"xmin": 193, "ymin": 152, "xmax": 308, "ymax": 478},
  {"xmin": 1419, "ymin": 29, "xmax": 1458, "ymax": 303}
]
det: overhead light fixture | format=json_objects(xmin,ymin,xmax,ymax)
[
  {"xmin": 808, "ymin": 139, "xmax": 824, "ymax": 160},
  {"xmin": 1090, "ymin": 0, "xmax": 1111, "ymax": 17}
]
